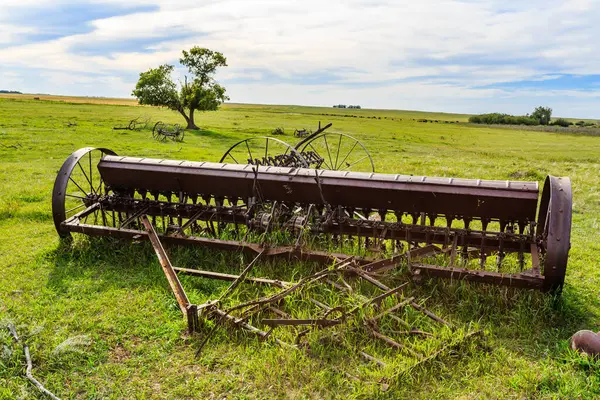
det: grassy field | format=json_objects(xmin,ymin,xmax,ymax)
[{"xmin": 1, "ymin": 95, "xmax": 599, "ymax": 399}]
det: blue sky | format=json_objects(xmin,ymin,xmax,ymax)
[{"xmin": 1, "ymin": 0, "xmax": 600, "ymax": 117}]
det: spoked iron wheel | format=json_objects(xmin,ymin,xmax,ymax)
[
  {"xmin": 52, "ymin": 147, "xmax": 117, "ymax": 237},
  {"xmin": 152, "ymin": 121, "xmax": 166, "ymax": 141},
  {"xmin": 175, "ymin": 127, "xmax": 185, "ymax": 142},
  {"xmin": 297, "ymin": 132, "xmax": 375, "ymax": 172},
  {"xmin": 220, "ymin": 136, "xmax": 308, "ymax": 168}
]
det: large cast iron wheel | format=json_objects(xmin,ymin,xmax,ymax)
[
  {"xmin": 220, "ymin": 136, "xmax": 309, "ymax": 168},
  {"xmin": 52, "ymin": 147, "xmax": 117, "ymax": 237},
  {"xmin": 537, "ymin": 176, "xmax": 572, "ymax": 293},
  {"xmin": 296, "ymin": 132, "xmax": 375, "ymax": 172}
]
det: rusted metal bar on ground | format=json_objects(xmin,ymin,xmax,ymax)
[
  {"xmin": 392, "ymin": 330, "xmax": 483, "ymax": 379},
  {"xmin": 368, "ymin": 326, "xmax": 404, "ymax": 350},
  {"xmin": 262, "ymin": 318, "xmax": 341, "ymax": 327},
  {"xmin": 223, "ymin": 265, "xmax": 341, "ymax": 315},
  {"xmin": 219, "ymin": 250, "xmax": 266, "ymax": 301},
  {"xmin": 365, "ymin": 283, "xmax": 409, "ymax": 306},
  {"xmin": 64, "ymin": 222, "xmax": 358, "ymax": 264},
  {"xmin": 372, "ymin": 297, "xmax": 415, "ymax": 321},
  {"xmin": 209, "ymin": 306, "xmax": 294, "ymax": 349},
  {"xmin": 360, "ymin": 351, "xmax": 386, "ymax": 367},
  {"xmin": 345, "ymin": 265, "xmax": 389, "ymax": 291},
  {"xmin": 409, "ymin": 301, "xmax": 453, "ymax": 328},
  {"xmin": 309, "ymin": 298, "xmax": 332, "ymax": 311},
  {"xmin": 345, "ymin": 265, "xmax": 452, "ymax": 328},
  {"xmin": 141, "ymin": 215, "xmax": 191, "ymax": 316},
  {"xmin": 389, "ymin": 314, "xmax": 413, "ymax": 330},
  {"xmin": 173, "ymin": 267, "xmax": 290, "ymax": 288},
  {"xmin": 268, "ymin": 307, "xmax": 292, "ymax": 319},
  {"xmin": 339, "ymin": 283, "xmax": 410, "ymax": 319},
  {"xmin": 325, "ymin": 278, "xmax": 350, "ymax": 292},
  {"xmin": 366, "ymin": 322, "xmax": 423, "ymax": 359},
  {"xmin": 389, "ymin": 329, "xmax": 433, "ymax": 337}
]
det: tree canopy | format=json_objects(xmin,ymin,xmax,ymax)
[
  {"xmin": 132, "ymin": 47, "xmax": 229, "ymax": 130},
  {"xmin": 531, "ymin": 106, "xmax": 552, "ymax": 125}
]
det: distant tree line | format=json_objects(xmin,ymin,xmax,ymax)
[
  {"xmin": 0, "ymin": 90, "xmax": 22, "ymax": 94},
  {"xmin": 469, "ymin": 106, "xmax": 561, "ymax": 126}
]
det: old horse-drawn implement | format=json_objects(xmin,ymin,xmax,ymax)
[
  {"xmin": 152, "ymin": 121, "xmax": 185, "ymax": 142},
  {"xmin": 220, "ymin": 122, "xmax": 375, "ymax": 171},
  {"xmin": 52, "ymin": 135, "xmax": 572, "ymax": 295}
]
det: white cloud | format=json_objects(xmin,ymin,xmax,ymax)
[{"xmin": 1, "ymin": 0, "xmax": 600, "ymax": 116}]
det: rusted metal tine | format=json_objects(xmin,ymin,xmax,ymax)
[
  {"xmin": 338, "ymin": 275, "xmax": 354, "ymax": 292},
  {"xmin": 346, "ymin": 265, "xmax": 388, "ymax": 291},
  {"xmin": 294, "ymin": 204, "xmax": 313, "ymax": 247},
  {"xmin": 309, "ymin": 298, "xmax": 332, "ymax": 311},
  {"xmin": 269, "ymin": 307, "xmax": 292, "ymax": 319},
  {"xmin": 210, "ymin": 306, "xmax": 294, "ymax": 349},
  {"xmin": 347, "ymin": 264, "xmax": 452, "ymax": 328},
  {"xmin": 368, "ymin": 322, "xmax": 423, "ymax": 359},
  {"xmin": 449, "ymin": 235, "xmax": 458, "ymax": 267},
  {"xmin": 224, "ymin": 266, "xmax": 339, "ymax": 315},
  {"xmin": 530, "ymin": 243, "xmax": 541, "ymax": 274},
  {"xmin": 393, "ymin": 330, "xmax": 482, "ymax": 379},
  {"xmin": 173, "ymin": 267, "xmax": 289, "ymax": 288},
  {"xmin": 335, "ymin": 283, "xmax": 410, "ymax": 321},
  {"xmin": 262, "ymin": 319, "xmax": 341, "ymax": 327},
  {"xmin": 219, "ymin": 249, "xmax": 266, "ymax": 301},
  {"xmin": 366, "ymin": 283, "xmax": 409, "ymax": 307},
  {"xmin": 141, "ymin": 215, "xmax": 191, "ymax": 316},
  {"xmin": 325, "ymin": 279, "xmax": 349, "ymax": 292},
  {"xmin": 409, "ymin": 301, "xmax": 453, "ymax": 328},
  {"xmin": 388, "ymin": 329, "xmax": 433, "ymax": 337},
  {"xmin": 360, "ymin": 351, "xmax": 386, "ymax": 368},
  {"xmin": 372, "ymin": 297, "xmax": 415, "ymax": 321},
  {"xmin": 370, "ymin": 329, "xmax": 404, "ymax": 350}
]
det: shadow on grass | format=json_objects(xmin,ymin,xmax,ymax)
[
  {"xmin": 185, "ymin": 127, "xmax": 232, "ymax": 141},
  {"xmin": 45, "ymin": 236, "xmax": 321, "ymax": 302},
  {"xmin": 410, "ymin": 277, "xmax": 596, "ymax": 360}
]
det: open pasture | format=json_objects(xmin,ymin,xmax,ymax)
[{"xmin": 1, "ymin": 96, "xmax": 599, "ymax": 399}]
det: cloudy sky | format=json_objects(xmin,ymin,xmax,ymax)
[{"xmin": 1, "ymin": 0, "xmax": 600, "ymax": 117}]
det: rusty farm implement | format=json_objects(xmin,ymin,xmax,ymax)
[
  {"xmin": 219, "ymin": 122, "xmax": 376, "ymax": 171},
  {"xmin": 50, "ymin": 129, "xmax": 572, "ymax": 368},
  {"xmin": 52, "ymin": 139, "xmax": 572, "ymax": 294}
]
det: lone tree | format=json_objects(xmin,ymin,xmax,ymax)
[
  {"xmin": 132, "ymin": 47, "xmax": 228, "ymax": 130},
  {"xmin": 531, "ymin": 106, "xmax": 552, "ymax": 125}
]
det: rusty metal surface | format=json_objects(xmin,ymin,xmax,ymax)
[
  {"xmin": 538, "ymin": 176, "xmax": 572, "ymax": 292},
  {"xmin": 141, "ymin": 215, "xmax": 191, "ymax": 315},
  {"xmin": 98, "ymin": 155, "xmax": 538, "ymax": 221}
]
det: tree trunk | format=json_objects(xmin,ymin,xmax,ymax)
[{"xmin": 186, "ymin": 108, "xmax": 199, "ymax": 130}]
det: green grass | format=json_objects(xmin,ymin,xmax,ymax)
[{"xmin": 1, "ymin": 97, "xmax": 600, "ymax": 399}]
